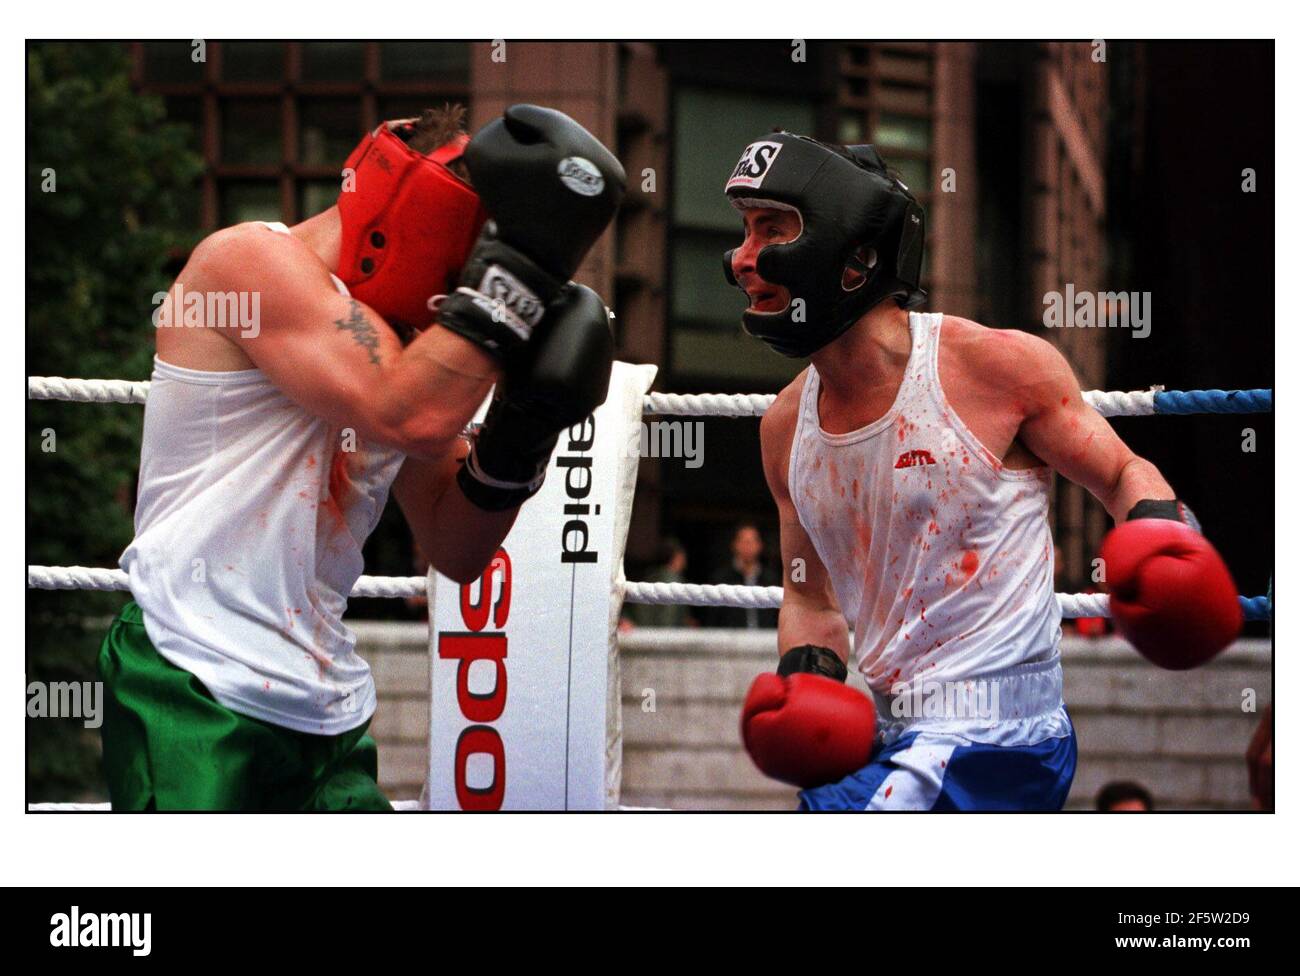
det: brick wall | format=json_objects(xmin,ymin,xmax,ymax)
[{"xmin": 356, "ymin": 622, "xmax": 1269, "ymax": 810}]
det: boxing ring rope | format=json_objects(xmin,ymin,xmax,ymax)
[
  {"xmin": 28, "ymin": 799, "xmax": 425, "ymax": 812},
  {"xmin": 28, "ymin": 565, "xmax": 426, "ymax": 601},
  {"xmin": 640, "ymin": 387, "xmax": 1273, "ymax": 418},
  {"xmin": 28, "ymin": 373, "xmax": 1276, "ymax": 619},
  {"xmin": 617, "ymin": 579, "xmax": 1273, "ymax": 622},
  {"xmin": 27, "ymin": 566, "xmax": 1273, "ymax": 621},
  {"xmin": 27, "ymin": 374, "xmax": 1274, "ymax": 810},
  {"xmin": 27, "ymin": 376, "xmax": 1275, "ymax": 419}
]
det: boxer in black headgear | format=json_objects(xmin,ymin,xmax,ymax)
[
  {"xmin": 727, "ymin": 130, "xmax": 1241, "ymax": 812},
  {"xmin": 722, "ymin": 132, "xmax": 925, "ymax": 357}
]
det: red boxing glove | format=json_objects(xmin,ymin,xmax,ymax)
[
  {"xmin": 1100, "ymin": 518, "xmax": 1242, "ymax": 670},
  {"xmin": 741, "ymin": 673, "xmax": 876, "ymax": 788}
]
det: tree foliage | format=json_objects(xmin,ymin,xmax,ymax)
[{"xmin": 26, "ymin": 42, "xmax": 202, "ymax": 800}]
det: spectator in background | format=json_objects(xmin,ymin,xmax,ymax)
[
  {"xmin": 1096, "ymin": 781, "xmax": 1154, "ymax": 811},
  {"xmin": 704, "ymin": 523, "xmax": 779, "ymax": 629},
  {"xmin": 624, "ymin": 538, "xmax": 695, "ymax": 629}
]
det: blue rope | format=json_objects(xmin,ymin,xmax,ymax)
[
  {"xmin": 1154, "ymin": 389, "xmax": 1272, "ymax": 415},
  {"xmin": 1241, "ymin": 595, "xmax": 1272, "ymax": 621}
]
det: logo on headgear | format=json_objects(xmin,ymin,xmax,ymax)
[
  {"xmin": 558, "ymin": 156, "xmax": 605, "ymax": 197},
  {"xmin": 726, "ymin": 141, "xmax": 783, "ymax": 191}
]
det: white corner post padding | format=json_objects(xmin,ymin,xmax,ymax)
[{"xmin": 424, "ymin": 361, "xmax": 657, "ymax": 810}]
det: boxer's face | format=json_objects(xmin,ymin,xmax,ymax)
[{"xmin": 731, "ymin": 206, "xmax": 800, "ymax": 314}]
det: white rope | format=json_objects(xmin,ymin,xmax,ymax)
[
  {"xmin": 28, "ymin": 799, "xmax": 425, "ymax": 811},
  {"xmin": 1057, "ymin": 591, "xmax": 1110, "ymax": 618},
  {"xmin": 27, "ymin": 566, "xmax": 129, "ymax": 592},
  {"xmin": 623, "ymin": 580, "xmax": 785, "ymax": 608},
  {"xmin": 27, "ymin": 566, "xmax": 426, "ymax": 600},
  {"xmin": 642, "ymin": 392, "xmax": 776, "ymax": 417},
  {"xmin": 642, "ymin": 389, "xmax": 1154, "ymax": 418},
  {"xmin": 1083, "ymin": 389, "xmax": 1156, "ymax": 418},
  {"xmin": 30, "ymin": 376, "xmax": 1161, "ymax": 419},
  {"xmin": 349, "ymin": 575, "xmax": 426, "ymax": 599},
  {"xmin": 28, "ymin": 376, "xmax": 149, "ymax": 404},
  {"xmin": 25, "ymin": 799, "xmax": 676, "ymax": 812},
  {"xmin": 29, "ymin": 566, "xmax": 1113, "ymax": 617},
  {"xmin": 622, "ymin": 579, "xmax": 1112, "ymax": 619}
]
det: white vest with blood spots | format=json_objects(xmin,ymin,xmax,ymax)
[
  {"xmin": 788, "ymin": 311, "xmax": 1061, "ymax": 693},
  {"xmin": 121, "ymin": 223, "xmax": 405, "ymax": 735}
]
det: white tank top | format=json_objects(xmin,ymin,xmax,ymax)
[
  {"xmin": 788, "ymin": 311, "xmax": 1061, "ymax": 693},
  {"xmin": 121, "ymin": 223, "xmax": 406, "ymax": 734}
]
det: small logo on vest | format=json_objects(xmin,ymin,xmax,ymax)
[
  {"xmin": 894, "ymin": 449, "xmax": 937, "ymax": 469},
  {"xmin": 726, "ymin": 141, "xmax": 783, "ymax": 191},
  {"xmin": 558, "ymin": 156, "xmax": 605, "ymax": 196}
]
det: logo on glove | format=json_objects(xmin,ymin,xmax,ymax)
[
  {"xmin": 470, "ymin": 265, "xmax": 546, "ymax": 340},
  {"xmin": 558, "ymin": 156, "xmax": 605, "ymax": 196}
]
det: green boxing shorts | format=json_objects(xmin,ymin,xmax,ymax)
[{"xmin": 97, "ymin": 602, "xmax": 391, "ymax": 812}]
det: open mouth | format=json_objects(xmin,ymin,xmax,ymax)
[{"xmin": 748, "ymin": 288, "xmax": 786, "ymax": 313}]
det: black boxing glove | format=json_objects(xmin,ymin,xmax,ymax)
[
  {"xmin": 435, "ymin": 221, "xmax": 566, "ymax": 359},
  {"xmin": 457, "ymin": 283, "xmax": 614, "ymax": 511},
  {"xmin": 437, "ymin": 105, "xmax": 625, "ymax": 361},
  {"xmin": 465, "ymin": 104, "xmax": 626, "ymax": 281}
]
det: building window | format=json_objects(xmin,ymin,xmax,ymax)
[
  {"xmin": 836, "ymin": 44, "xmax": 933, "ymax": 191},
  {"xmin": 132, "ymin": 40, "xmax": 471, "ymax": 230},
  {"xmin": 220, "ymin": 182, "xmax": 281, "ymax": 226},
  {"xmin": 141, "ymin": 41, "xmax": 204, "ymax": 84},
  {"xmin": 669, "ymin": 86, "xmax": 815, "ymax": 386},
  {"xmin": 221, "ymin": 42, "xmax": 285, "ymax": 83},
  {"xmin": 378, "ymin": 42, "xmax": 469, "ymax": 82},
  {"xmin": 836, "ymin": 43, "xmax": 934, "ymax": 297},
  {"xmin": 220, "ymin": 99, "xmax": 281, "ymax": 166},
  {"xmin": 299, "ymin": 99, "xmax": 363, "ymax": 167},
  {"xmin": 301, "ymin": 42, "xmax": 365, "ymax": 83}
]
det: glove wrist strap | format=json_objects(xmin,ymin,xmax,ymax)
[
  {"xmin": 1126, "ymin": 498, "xmax": 1201, "ymax": 533},
  {"xmin": 777, "ymin": 644, "xmax": 848, "ymax": 683},
  {"xmin": 457, "ymin": 452, "xmax": 545, "ymax": 512}
]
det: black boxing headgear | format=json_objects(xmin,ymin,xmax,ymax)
[{"xmin": 722, "ymin": 132, "xmax": 926, "ymax": 358}]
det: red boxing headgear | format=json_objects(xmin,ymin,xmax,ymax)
[{"xmin": 337, "ymin": 120, "xmax": 488, "ymax": 332}]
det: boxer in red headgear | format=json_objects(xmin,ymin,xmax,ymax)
[
  {"xmin": 335, "ymin": 119, "xmax": 487, "ymax": 335},
  {"xmin": 99, "ymin": 105, "xmax": 625, "ymax": 811}
]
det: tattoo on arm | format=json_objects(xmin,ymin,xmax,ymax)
[{"xmin": 334, "ymin": 301, "xmax": 382, "ymax": 366}]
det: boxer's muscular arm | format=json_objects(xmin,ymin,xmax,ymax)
[
  {"xmin": 392, "ymin": 444, "xmax": 519, "ymax": 585},
  {"xmin": 993, "ymin": 330, "xmax": 1174, "ymax": 521},
  {"xmin": 187, "ymin": 224, "xmax": 498, "ymax": 460},
  {"xmin": 971, "ymin": 327, "xmax": 1241, "ymax": 671},
  {"xmin": 760, "ymin": 380, "xmax": 852, "ymax": 664}
]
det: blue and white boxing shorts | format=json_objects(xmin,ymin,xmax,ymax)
[{"xmin": 800, "ymin": 656, "xmax": 1077, "ymax": 811}]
